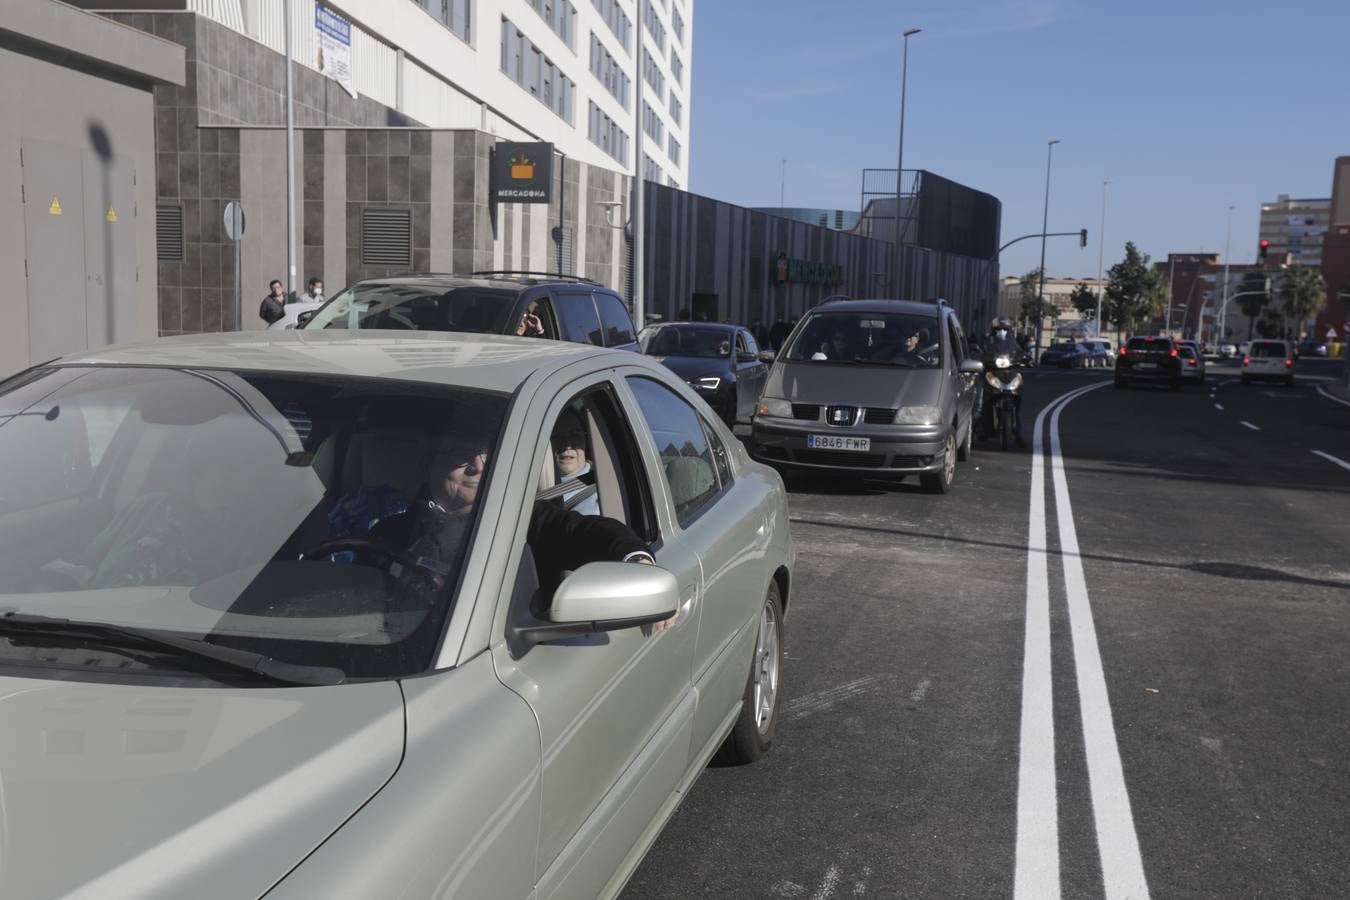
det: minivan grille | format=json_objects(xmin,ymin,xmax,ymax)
[
  {"xmin": 863, "ymin": 408, "xmax": 896, "ymax": 424},
  {"xmin": 791, "ymin": 404, "xmax": 821, "ymax": 421}
]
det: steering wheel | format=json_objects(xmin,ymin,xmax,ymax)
[{"xmin": 299, "ymin": 537, "xmax": 436, "ymax": 585}]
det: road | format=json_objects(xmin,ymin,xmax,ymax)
[{"xmin": 623, "ymin": 360, "xmax": 1350, "ymax": 900}]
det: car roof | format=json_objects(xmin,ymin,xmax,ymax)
[
  {"xmin": 53, "ymin": 330, "xmax": 616, "ymax": 393},
  {"xmin": 646, "ymin": 321, "xmax": 739, "ymax": 332},
  {"xmin": 351, "ymin": 273, "xmax": 608, "ymax": 292},
  {"xmin": 812, "ymin": 299, "xmax": 945, "ymax": 316}
]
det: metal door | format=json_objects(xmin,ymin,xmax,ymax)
[
  {"xmin": 82, "ymin": 152, "xmax": 138, "ymax": 350},
  {"xmin": 21, "ymin": 140, "xmax": 87, "ymax": 362}
]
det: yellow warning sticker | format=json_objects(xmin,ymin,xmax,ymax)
[
  {"xmin": 49, "ymin": 197, "xmax": 62, "ymax": 215},
  {"xmin": 106, "ymin": 207, "xmax": 117, "ymax": 223}
]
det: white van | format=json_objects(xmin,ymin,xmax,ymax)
[{"xmin": 1241, "ymin": 339, "xmax": 1295, "ymax": 386}]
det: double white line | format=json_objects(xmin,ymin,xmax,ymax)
[{"xmin": 1015, "ymin": 383, "xmax": 1151, "ymax": 900}]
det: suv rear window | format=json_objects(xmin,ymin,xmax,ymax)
[
  {"xmin": 1127, "ymin": 338, "xmax": 1172, "ymax": 352},
  {"xmin": 1250, "ymin": 342, "xmax": 1287, "ymax": 358}
]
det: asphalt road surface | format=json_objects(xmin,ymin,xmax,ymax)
[{"xmin": 622, "ymin": 360, "xmax": 1350, "ymax": 900}]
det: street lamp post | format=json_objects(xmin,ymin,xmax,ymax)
[
  {"xmin": 780, "ymin": 159, "xmax": 787, "ymax": 208},
  {"xmin": 893, "ymin": 27, "xmax": 920, "ymax": 298},
  {"xmin": 283, "ymin": 0, "xmax": 296, "ymax": 307},
  {"xmin": 1094, "ymin": 179, "xmax": 1108, "ymax": 337},
  {"xmin": 1218, "ymin": 204, "xmax": 1234, "ymax": 345},
  {"xmin": 1033, "ymin": 139, "xmax": 1060, "ymax": 362}
]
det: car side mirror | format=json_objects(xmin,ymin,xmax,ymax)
[
  {"xmin": 296, "ymin": 310, "xmax": 316, "ymax": 327},
  {"xmin": 738, "ymin": 350, "xmax": 758, "ymax": 362},
  {"xmin": 508, "ymin": 562, "xmax": 678, "ymax": 649},
  {"xmin": 959, "ymin": 358, "xmax": 984, "ymax": 375},
  {"xmin": 758, "ymin": 350, "xmax": 776, "ymax": 364}
]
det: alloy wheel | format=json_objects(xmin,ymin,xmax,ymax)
[{"xmin": 753, "ymin": 598, "xmax": 780, "ymax": 734}]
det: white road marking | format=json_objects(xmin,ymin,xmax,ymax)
[
  {"xmin": 1240, "ymin": 421, "xmax": 1260, "ymax": 431},
  {"xmin": 1313, "ymin": 450, "xmax": 1350, "ymax": 471},
  {"xmin": 1317, "ymin": 385, "xmax": 1350, "ymax": 409},
  {"xmin": 1214, "ymin": 404, "xmax": 1224, "ymax": 411},
  {"xmin": 785, "ymin": 674, "xmax": 893, "ymax": 721},
  {"xmin": 1050, "ymin": 392, "xmax": 1152, "ymax": 900},
  {"xmin": 909, "ymin": 677, "xmax": 932, "ymax": 703},
  {"xmin": 1015, "ymin": 380, "xmax": 1101, "ymax": 900},
  {"xmin": 852, "ymin": 867, "xmax": 873, "ymax": 896},
  {"xmin": 810, "ymin": 864, "xmax": 843, "ymax": 900}
]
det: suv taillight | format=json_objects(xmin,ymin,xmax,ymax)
[
  {"xmin": 1242, "ymin": 356, "xmax": 1250, "ymax": 365},
  {"xmin": 1118, "ymin": 347, "xmax": 1128, "ymax": 356},
  {"xmin": 1169, "ymin": 348, "xmax": 1178, "ymax": 358},
  {"xmin": 1285, "ymin": 358, "xmax": 1294, "ymax": 367}
]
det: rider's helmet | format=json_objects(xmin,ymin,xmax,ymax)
[{"xmin": 992, "ymin": 317, "xmax": 1013, "ymax": 341}]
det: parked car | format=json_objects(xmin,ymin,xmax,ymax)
[
  {"xmin": 750, "ymin": 299, "xmax": 983, "ymax": 493},
  {"xmin": 1242, "ymin": 339, "xmax": 1296, "ymax": 385},
  {"xmin": 300, "ymin": 272, "xmax": 640, "ymax": 352},
  {"xmin": 1115, "ymin": 335, "xmax": 1183, "ymax": 390},
  {"xmin": 1040, "ymin": 341, "xmax": 1091, "ymax": 368},
  {"xmin": 1178, "ymin": 344, "xmax": 1205, "ymax": 382},
  {"xmin": 1085, "ymin": 339, "xmax": 1114, "ymax": 367},
  {"xmin": 1177, "ymin": 340, "xmax": 1206, "ymax": 381},
  {"xmin": 1298, "ymin": 339, "xmax": 1329, "ymax": 357},
  {"xmin": 0, "ymin": 330, "xmax": 793, "ymax": 900},
  {"xmin": 639, "ymin": 322, "xmax": 769, "ymax": 426}
]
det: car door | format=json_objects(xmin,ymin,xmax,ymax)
[
  {"xmin": 619, "ymin": 374, "xmax": 767, "ymax": 768},
  {"xmin": 489, "ymin": 371, "xmax": 699, "ymax": 900},
  {"xmin": 552, "ymin": 291, "xmax": 606, "ymax": 347},
  {"xmin": 947, "ymin": 315, "xmax": 976, "ymax": 434},
  {"xmin": 735, "ymin": 330, "xmax": 768, "ymax": 421}
]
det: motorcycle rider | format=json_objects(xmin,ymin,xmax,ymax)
[{"xmin": 980, "ymin": 317, "xmax": 1026, "ymax": 447}]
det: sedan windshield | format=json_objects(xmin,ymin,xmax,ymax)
[
  {"xmin": 304, "ymin": 282, "xmax": 518, "ymax": 334},
  {"xmin": 0, "ymin": 366, "xmax": 507, "ymax": 681},
  {"xmin": 782, "ymin": 311, "xmax": 942, "ymax": 367},
  {"xmin": 640, "ymin": 326, "xmax": 734, "ymax": 358}
]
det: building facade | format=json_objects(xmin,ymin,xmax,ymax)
[
  {"xmin": 997, "ymin": 276, "xmax": 1108, "ymax": 344},
  {"xmin": 75, "ymin": 0, "xmax": 693, "ymax": 190},
  {"xmin": 747, "ymin": 208, "xmax": 863, "ymax": 232},
  {"xmin": 0, "ymin": 0, "xmax": 185, "ymax": 376},
  {"xmin": 1259, "ymin": 194, "xmax": 1330, "ymax": 268}
]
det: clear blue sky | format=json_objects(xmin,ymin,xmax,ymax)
[{"xmin": 688, "ymin": 0, "xmax": 1350, "ymax": 281}]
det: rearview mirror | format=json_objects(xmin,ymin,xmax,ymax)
[
  {"xmin": 959, "ymin": 358, "xmax": 985, "ymax": 375},
  {"xmin": 509, "ymin": 562, "xmax": 678, "ymax": 649},
  {"xmin": 296, "ymin": 310, "xmax": 317, "ymax": 327},
  {"xmin": 758, "ymin": 350, "xmax": 776, "ymax": 364}
]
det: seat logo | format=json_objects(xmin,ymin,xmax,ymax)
[{"xmin": 827, "ymin": 406, "xmax": 856, "ymax": 427}]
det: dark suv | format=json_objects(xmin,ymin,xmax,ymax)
[
  {"xmin": 1114, "ymin": 336, "xmax": 1183, "ymax": 390},
  {"xmin": 300, "ymin": 272, "xmax": 638, "ymax": 351}
]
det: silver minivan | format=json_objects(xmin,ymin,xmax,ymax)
[{"xmin": 750, "ymin": 299, "xmax": 983, "ymax": 493}]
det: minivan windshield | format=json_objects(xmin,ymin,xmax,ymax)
[
  {"xmin": 0, "ymin": 366, "xmax": 507, "ymax": 681},
  {"xmin": 782, "ymin": 311, "xmax": 942, "ymax": 368},
  {"xmin": 303, "ymin": 281, "xmax": 518, "ymax": 334},
  {"xmin": 640, "ymin": 325, "xmax": 734, "ymax": 358}
]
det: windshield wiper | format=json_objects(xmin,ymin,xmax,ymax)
[{"xmin": 0, "ymin": 612, "xmax": 345, "ymax": 686}]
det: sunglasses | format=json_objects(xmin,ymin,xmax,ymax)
[{"xmin": 434, "ymin": 447, "xmax": 489, "ymax": 468}]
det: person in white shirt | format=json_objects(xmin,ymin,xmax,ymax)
[
  {"xmin": 552, "ymin": 410, "xmax": 600, "ymax": 516},
  {"xmin": 267, "ymin": 277, "xmax": 326, "ymax": 330}
]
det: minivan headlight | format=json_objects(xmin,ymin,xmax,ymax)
[
  {"xmin": 895, "ymin": 405, "xmax": 942, "ymax": 425},
  {"xmin": 757, "ymin": 397, "xmax": 792, "ymax": 418}
]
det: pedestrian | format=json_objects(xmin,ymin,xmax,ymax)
[
  {"xmin": 769, "ymin": 316, "xmax": 790, "ymax": 351},
  {"xmin": 259, "ymin": 279, "xmax": 286, "ymax": 326},
  {"xmin": 268, "ymin": 276, "xmax": 327, "ymax": 330}
]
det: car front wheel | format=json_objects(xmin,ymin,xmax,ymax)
[
  {"xmin": 717, "ymin": 581, "xmax": 785, "ymax": 765},
  {"xmin": 921, "ymin": 430, "xmax": 957, "ymax": 494}
]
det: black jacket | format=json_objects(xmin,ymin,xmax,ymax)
[
  {"xmin": 260, "ymin": 294, "xmax": 286, "ymax": 325},
  {"xmin": 528, "ymin": 500, "xmax": 650, "ymax": 599}
]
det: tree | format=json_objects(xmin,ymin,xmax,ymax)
[
  {"xmin": 1015, "ymin": 268, "xmax": 1042, "ymax": 333},
  {"xmin": 1234, "ymin": 271, "xmax": 1270, "ymax": 341},
  {"xmin": 1069, "ymin": 282, "xmax": 1098, "ymax": 321},
  {"xmin": 1102, "ymin": 242, "xmax": 1159, "ymax": 344},
  {"xmin": 1278, "ymin": 265, "xmax": 1326, "ymax": 339}
]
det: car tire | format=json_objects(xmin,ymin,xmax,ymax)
[
  {"xmin": 957, "ymin": 419, "xmax": 972, "ymax": 461},
  {"xmin": 921, "ymin": 430, "xmax": 958, "ymax": 494},
  {"xmin": 716, "ymin": 580, "xmax": 785, "ymax": 765}
]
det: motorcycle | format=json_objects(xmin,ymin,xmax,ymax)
[{"xmin": 982, "ymin": 352, "xmax": 1023, "ymax": 451}]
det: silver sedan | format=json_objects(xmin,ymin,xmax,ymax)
[{"xmin": 0, "ymin": 330, "xmax": 794, "ymax": 900}]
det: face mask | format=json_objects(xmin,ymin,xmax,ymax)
[{"xmin": 994, "ymin": 329, "xmax": 1008, "ymax": 340}]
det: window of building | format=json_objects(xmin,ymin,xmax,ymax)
[
  {"xmin": 668, "ymin": 94, "xmax": 682, "ymax": 128},
  {"xmin": 526, "ymin": 0, "xmax": 576, "ymax": 48},
  {"xmin": 670, "ymin": 49, "xmax": 683, "ymax": 86},
  {"xmin": 668, "ymin": 136, "xmax": 681, "ymax": 167},
  {"xmin": 672, "ymin": 5, "xmax": 684, "ymax": 44},
  {"xmin": 642, "ymin": 46, "xmax": 665, "ymax": 99},
  {"xmin": 642, "ymin": 101, "xmax": 664, "ymax": 144},
  {"xmin": 591, "ymin": 0, "xmax": 631, "ymax": 53},
  {"xmin": 588, "ymin": 101, "xmax": 630, "ymax": 165},
  {"xmin": 589, "ymin": 32, "xmax": 631, "ymax": 108},
  {"xmin": 501, "ymin": 18, "xmax": 575, "ymax": 121},
  {"xmin": 641, "ymin": 0, "xmax": 666, "ymax": 52},
  {"xmin": 643, "ymin": 153, "xmax": 662, "ymax": 183},
  {"xmin": 412, "ymin": 0, "xmax": 471, "ymax": 44}
]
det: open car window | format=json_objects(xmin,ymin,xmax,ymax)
[{"xmin": 0, "ymin": 366, "xmax": 508, "ymax": 680}]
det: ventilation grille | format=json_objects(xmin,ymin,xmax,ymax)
[
  {"xmin": 156, "ymin": 205, "xmax": 183, "ymax": 261},
  {"xmin": 361, "ymin": 208, "xmax": 412, "ymax": 267}
]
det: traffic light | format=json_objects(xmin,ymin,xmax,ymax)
[
  {"xmin": 1080, "ymin": 228, "xmax": 1088, "ymax": 248},
  {"xmin": 1258, "ymin": 238, "xmax": 1270, "ymax": 261}
]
